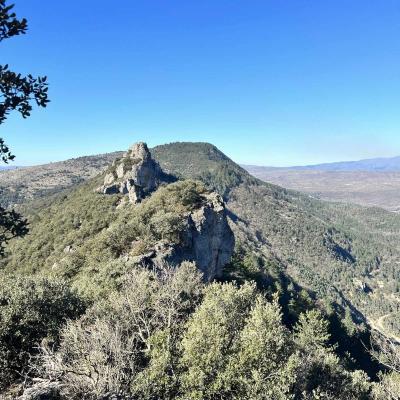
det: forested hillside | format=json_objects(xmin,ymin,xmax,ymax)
[
  {"xmin": 4, "ymin": 142, "xmax": 400, "ymax": 339},
  {"xmin": 1, "ymin": 142, "xmax": 400, "ymax": 398},
  {"xmin": 153, "ymin": 143, "xmax": 400, "ymax": 340}
]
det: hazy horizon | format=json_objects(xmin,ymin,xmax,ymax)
[{"xmin": 3, "ymin": 141, "xmax": 400, "ymax": 169}]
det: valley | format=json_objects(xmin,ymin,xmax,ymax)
[{"xmin": 244, "ymin": 165, "xmax": 400, "ymax": 212}]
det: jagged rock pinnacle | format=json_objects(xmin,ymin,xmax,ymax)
[{"xmin": 96, "ymin": 141, "xmax": 169, "ymax": 203}]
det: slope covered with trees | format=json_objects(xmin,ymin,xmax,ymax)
[
  {"xmin": 1, "ymin": 142, "xmax": 400, "ymax": 398},
  {"xmin": 152, "ymin": 143, "xmax": 400, "ymax": 340}
]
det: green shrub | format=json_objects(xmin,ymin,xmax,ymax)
[
  {"xmin": 30, "ymin": 270, "xmax": 372, "ymax": 400},
  {"xmin": 0, "ymin": 275, "xmax": 85, "ymax": 389}
]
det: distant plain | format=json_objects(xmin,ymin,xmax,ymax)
[{"xmin": 244, "ymin": 159, "xmax": 400, "ymax": 212}]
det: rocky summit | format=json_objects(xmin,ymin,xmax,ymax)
[
  {"xmin": 96, "ymin": 142, "xmax": 170, "ymax": 203},
  {"xmin": 93, "ymin": 142, "xmax": 234, "ymax": 281}
]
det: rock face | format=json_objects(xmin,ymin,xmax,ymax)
[
  {"xmin": 96, "ymin": 141, "xmax": 233, "ymax": 280},
  {"xmin": 131, "ymin": 192, "xmax": 234, "ymax": 281},
  {"xmin": 183, "ymin": 192, "xmax": 234, "ymax": 280},
  {"xmin": 97, "ymin": 142, "xmax": 170, "ymax": 203}
]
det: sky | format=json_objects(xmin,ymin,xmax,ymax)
[{"xmin": 2, "ymin": 0, "xmax": 400, "ymax": 166}]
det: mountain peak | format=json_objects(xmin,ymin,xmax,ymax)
[
  {"xmin": 125, "ymin": 141, "xmax": 151, "ymax": 161},
  {"xmin": 96, "ymin": 141, "xmax": 170, "ymax": 203}
]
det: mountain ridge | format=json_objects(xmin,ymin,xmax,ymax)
[
  {"xmin": 4, "ymin": 141, "xmax": 400, "ymax": 344},
  {"xmin": 243, "ymin": 154, "xmax": 400, "ymax": 172}
]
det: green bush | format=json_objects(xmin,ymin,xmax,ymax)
[
  {"xmin": 0, "ymin": 275, "xmax": 85, "ymax": 389},
  {"xmin": 29, "ymin": 267, "xmax": 371, "ymax": 400},
  {"xmin": 4, "ymin": 179, "xmax": 208, "ymax": 299}
]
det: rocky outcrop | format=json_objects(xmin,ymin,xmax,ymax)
[
  {"xmin": 183, "ymin": 192, "xmax": 234, "ymax": 280},
  {"xmin": 97, "ymin": 142, "xmax": 171, "ymax": 203},
  {"xmin": 96, "ymin": 141, "xmax": 233, "ymax": 279},
  {"xmin": 131, "ymin": 192, "xmax": 234, "ymax": 281}
]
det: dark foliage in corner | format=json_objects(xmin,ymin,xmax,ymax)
[
  {"xmin": 0, "ymin": 0, "xmax": 49, "ymax": 136},
  {"xmin": 0, "ymin": 205, "xmax": 27, "ymax": 256},
  {"xmin": 0, "ymin": 275, "xmax": 86, "ymax": 390},
  {"xmin": 0, "ymin": 0, "xmax": 27, "ymax": 41},
  {"xmin": 0, "ymin": 0, "xmax": 50, "ymax": 255},
  {"xmin": 0, "ymin": 63, "xmax": 49, "ymax": 129}
]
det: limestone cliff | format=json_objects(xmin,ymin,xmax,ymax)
[
  {"xmin": 129, "ymin": 191, "xmax": 234, "ymax": 281},
  {"xmin": 96, "ymin": 142, "xmax": 234, "ymax": 280},
  {"xmin": 183, "ymin": 191, "xmax": 234, "ymax": 280},
  {"xmin": 97, "ymin": 142, "xmax": 171, "ymax": 203}
]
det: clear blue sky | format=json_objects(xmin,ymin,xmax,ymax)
[{"xmin": 2, "ymin": 0, "xmax": 400, "ymax": 166}]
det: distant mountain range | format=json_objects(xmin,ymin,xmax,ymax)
[{"xmin": 246, "ymin": 154, "xmax": 400, "ymax": 172}]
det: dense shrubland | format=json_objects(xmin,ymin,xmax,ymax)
[
  {"xmin": 0, "ymin": 244, "xmax": 398, "ymax": 398},
  {"xmin": 1, "ymin": 142, "xmax": 400, "ymax": 397},
  {"xmin": 0, "ymin": 262, "xmax": 396, "ymax": 399},
  {"xmin": 3, "ymin": 179, "xmax": 208, "ymax": 298},
  {"xmin": 0, "ymin": 275, "xmax": 85, "ymax": 391}
]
